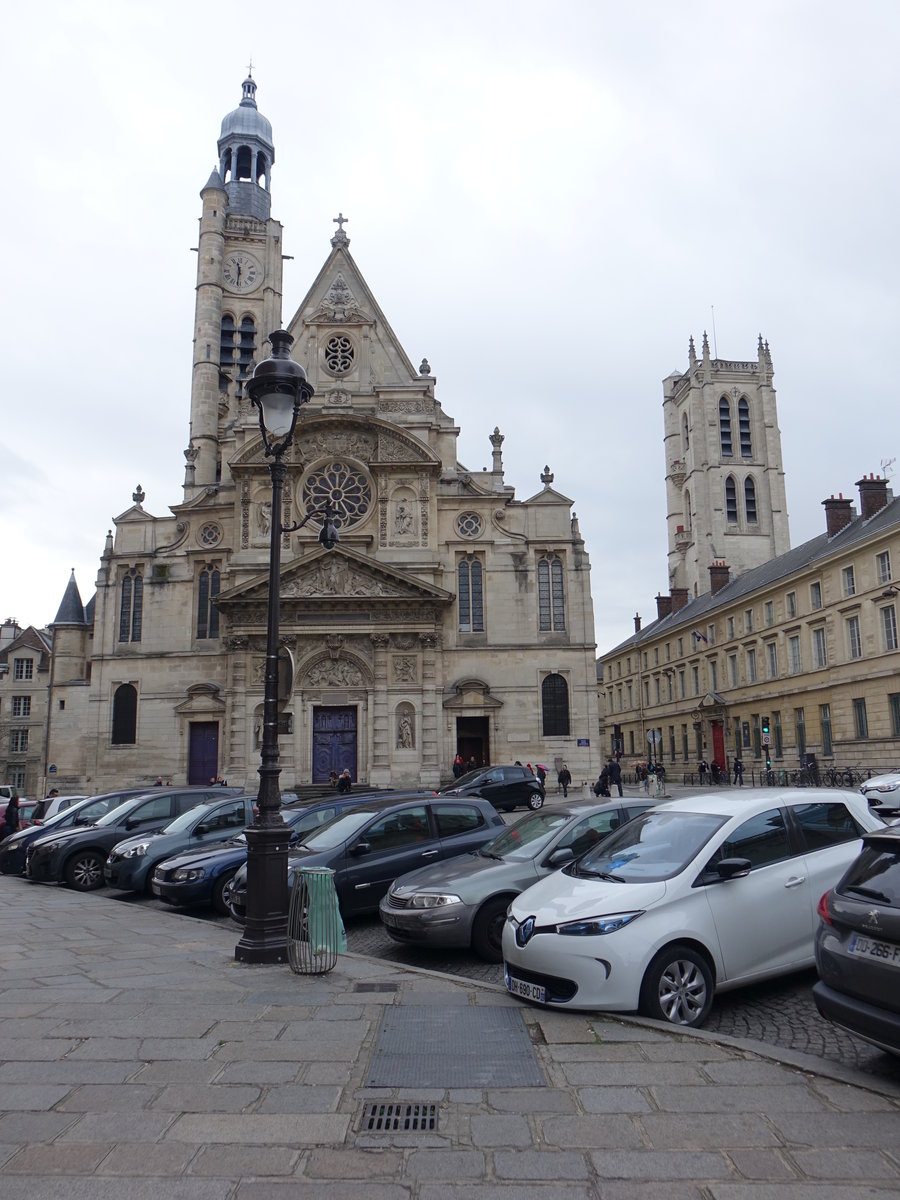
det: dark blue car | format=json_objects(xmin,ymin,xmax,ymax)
[
  {"xmin": 151, "ymin": 794, "xmax": 369, "ymax": 915},
  {"xmin": 0, "ymin": 790, "xmax": 148, "ymax": 876}
]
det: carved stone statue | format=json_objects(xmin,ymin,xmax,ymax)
[
  {"xmin": 257, "ymin": 501, "xmax": 272, "ymax": 536},
  {"xmin": 397, "ymin": 714, "xmax": 414, "ymax": 750},
  {"xmin": 395, "ymin": 500, "xmax": 413, "ymax": 535}
]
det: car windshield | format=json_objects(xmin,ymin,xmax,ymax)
[
  {"xmin": 481, "ymin": 810, "xmax": 572, "ymax": 860},
  {"xmin": 438, "ymin": 770, "xmax": 486, "ymax": 791},
  {"xmin": 568, "ymin": 809, "xmax": 728, "ymax": 883},
  {"xmin": 298, "ymin": 809, "xmax": 380, "ymax": 851}
]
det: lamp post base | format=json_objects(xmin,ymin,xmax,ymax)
[{"xmin": 234, "ymin": 824, "xmax": 290, "ymax": 964}]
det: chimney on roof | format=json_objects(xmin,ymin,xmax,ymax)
[
  {"xmin": 656, "ymin": 593, "xmax": 673, "ymax": 620},
  {"xmin": 634, "ymin": 612, "xmax": 642, "ymax": 633},
  {"xmin": 709, "ymin": 560, "xmax": 730, "ymax": 595},
  {"xmin": 670, "ymin": 586, "xmax": 689, "ymax": 612},
  {"xmin": 823, "ymin": 492, "xmax": 853, "ymax": 537},
  {"xmin": 856, "ymin": 474, "xmax": 889, "ymax": 520}
]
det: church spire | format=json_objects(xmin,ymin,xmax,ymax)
[
  {"xmin": 217, "ymin": 73, "xmax": 275, "ymax": 219},
  {"xmin": 52, "ymin": 570, "xmax": 86, "ymax": 626}
]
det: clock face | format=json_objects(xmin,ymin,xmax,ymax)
[{"xmin": 223, "ymin": 252, "xmax": 262, "ymax": 292}]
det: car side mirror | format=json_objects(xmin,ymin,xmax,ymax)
[
  {"xmin": 349, "ymin": 840, "xmax": 371, "ymax": 856},
  {"xmin": 194, "ymin": 825, "xmax": 208, "ymax": 837},
  {"xmin": 716, "ymin": 857, "xmax": 752, "ymax": 880},
  {"xmin": 546, "ymin": 847, "xmax": 575, "ymax": 867}
]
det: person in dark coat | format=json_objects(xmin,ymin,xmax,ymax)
[
  {"xmin": 698, "ymin": 759, "xmax": 709, "ymax": 785},
  {"xmin": 557, "ymin": 764, "xmax": 572, "ymax": 797},
  {"xmin": 337, "ymin": 770, "xmax": 353, "ymax": 794},
  {"xmin": 607, "ymin": 757, "xmax": 623, "ymax": 797},
  {"xmin": 1, "ymin": 796, "xmax": 20, "ymax": 841},
  {"xmin": 593, "ymin": 766, "xmax": 610, "ymax": 797}
]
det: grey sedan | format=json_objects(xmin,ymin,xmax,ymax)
[{"xmin": 379, "ymin": 798, "xmax": 654, "ymax": 961}]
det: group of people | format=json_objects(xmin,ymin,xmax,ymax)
[
  {"xmin": 592, "ymin": 758, "xmax": 623, "ymax": 798},
  {"xmin": 451, "ymin": 754, "xmax": 480, "ymax": 778},
  {"xmin": 328, "ymin": 769, "xmax": 354, "ymax": 793}
]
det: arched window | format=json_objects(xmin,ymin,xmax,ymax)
[
  {"xmin": 220, "ymin": 315, "xmax": 236, "ymax": 367},
  {"xmin": 238, "ymin": 317, "xmax": 256, "ymax": 374},
  {"xmin": 719, "ymin": 397, "xmax": 733, "ymax": 458},
  {"xmin": 681, "ymin": 413, "xmax": 689, "ymax": 452},
  {"xmin": 684, "ymin": 489, "xmax": 691, "ymax": 529},
  {"xmin": 111, "ymin": 684, "xmax": 137, "ymax": 745},
  {"xmin": 538, "ymin": 554, "xmax": 566, "ymax": 632},
  {"xmin": 118, "ymin": 570, "xmax": 143, "ymax": 643},
  {"xmin": 458, "ymin": 555, "xmax": 484, "ymax": 632},
  {"xmin": 197, "ymin": 568, "xmax": 221, "ymax": 639},
  {"xmin": 541, "ymin": 673, "xmax": 570, "ymax": 737},
  {"xmin": 738, "ymin": 397, "xmax": 752, "ymax": 457},
  {"xmin": 725, "ymin": 476, "xmax": 738, "ymax": 523},
  {"xmin": 744, "ymin": 477, "xmax": 758, "ymax": 523}
]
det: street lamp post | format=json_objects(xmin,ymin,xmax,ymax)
[{"xmin": 235, "ymin": 330, "xmax": 339, "ymax": 965}]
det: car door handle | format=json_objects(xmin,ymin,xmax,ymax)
[
  {"xmin": 784, "ymin": 875, "xmax": 806, "ymax": 888},
  {"xmin": 421, "ymin": 849, "xmax": 440, "ymax": 858}
]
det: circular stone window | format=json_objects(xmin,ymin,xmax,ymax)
[
  {"xmin": 303, "ymin": 461, "xmax": 372, "ymax": 530},
  {"xmin": 456, "ymin": 511, "xmax": 483, "ymax": 539},
  {"xmin": 198, "ymin": 522, "xmax": 221, "ymax": 546},
  {"xmin": 323, "ymin": 334, "xmax": 355, "ymax": 375}
]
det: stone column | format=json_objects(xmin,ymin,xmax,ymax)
[
  {"xmin": 419, "ymin": 632, "xmax": 441, "ymax": 787},
  {"xmin": 370, "ymin": 634, "xmax": 391, "ymax": 786},
  {"xmin": 224, "ymin": 636, "xmax": 250, "ymax": 789}
]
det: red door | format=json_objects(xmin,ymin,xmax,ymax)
[{"xmin": 712, "ymin": 722, "xmax": 725, "ymax": 772}]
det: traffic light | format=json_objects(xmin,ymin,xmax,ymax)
[{"xmin": 762, "ymin": 716, "xmax": 771, "ymax": 770}]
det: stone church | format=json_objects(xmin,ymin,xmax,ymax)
[{"xmin": 46, "ymin": 76, "xmax": 598, "ymax": 794}]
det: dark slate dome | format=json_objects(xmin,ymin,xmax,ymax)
[{"xmin": 219, "ymin": 76, "xmax": 273, "ymax": 147}]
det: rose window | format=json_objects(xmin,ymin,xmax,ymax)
[
  {"xmin": 303, "ymin": 461, "xmax": 372, "ymax": 530},
  {"xmin": 457, "ymin": 511, "xmax": 483, "ymax": 538},
  {"xmin": 199, "ymin": 523, "xmax": 221, "ymax": 546},
  {"xmin": 324, "ymin": 335, "xmax": 355, "ymax": 374}
]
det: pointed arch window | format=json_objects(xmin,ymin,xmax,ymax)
[
  {"xmin": 725, "ymin": 476, "xmax": 738, "ymax": 523},
  {"xmin": 458, "ymin": 555, "xmax": 484, "ymax": 632},
  {"xmin": 681, "ymin": 413, "xmax": 689, "ymax": 452},
  {"xmin": 744, "ymin": 477, "xmax": 758, "ymax": 523},
  {"xmin": 238, "ymin": 317, "xmax": 256, "ymax": 374},
  {"xmin": 111, "ymin": 684, "xmax": 137, "ymax": 745},
  {"xmin": 541, "ymin": 673, "xmax": 570, "ymax": 736},
  {"xmin": 118, "ymin": 570, "xmax": 143, "ymax": 643},
  {"xmin": 719, "ymin": 397, "xmax": 733, "ymax": 457},
  {"xmin": 738, "ymin": 397, "xmax": 752, "ymax": 457},
  {"xmin": 538, "ymin": 554, "xmax": 566, "ymax": 632},
  {"xmin": 197, "ymin": 567, "xmax": 221, "ymax": 640},
  {"xmin": 220, "ymin": 315, "xmax": 236, "ymax": 367}
]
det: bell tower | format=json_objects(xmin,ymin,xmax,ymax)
[{"xmin": 187, "ymin": 75, "xmax": 285, "ymax": 496}]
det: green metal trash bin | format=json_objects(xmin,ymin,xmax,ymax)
[{"xmin": 287, "ymin": 866, "xmax": 347, "ymax": 975}]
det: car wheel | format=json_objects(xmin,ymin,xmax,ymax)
[
  {"xmin": 639, "ymin": 943, "xmax": 714, "ymax": 1027},
  {"xmin": 472, "ymin": 896, "xmax": 513, "ymax": 962},
  {"xmin": 527, "ymin": 792, "xmax": 544, "ymax": 811},
  {"xmin": 64, "ymin": 851, "xmax": 106, "ymax": 892},
  {"xmin": 213, "ymin": 872, "xmax": 238, "ymax": 917}
]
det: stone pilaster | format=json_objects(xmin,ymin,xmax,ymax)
[
  {"xmin": 419, "ymin": 632, "xmax": 441, "ymax": 786},
  {"xmin": 370, "ymin": 634, "xmax": 391, "ymax": 785}
]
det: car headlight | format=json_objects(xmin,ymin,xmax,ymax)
[
  {"xmin": 172, "ymin": 867, "xmax": 206, "ymax": 882},
  {"xmin": 122, "ymin": 842, "xmax": 151, "ymax": 858},
  {"xmin": 875, "ymin": 783, "xmax": 900, "ymax": 793},
  {"xmin": 555, "ymin": 911, "xmax": 644, "ymax": 936},
  {"xmin": 405, "ymin": 893, "xmax": 463, "ymax": 909}
]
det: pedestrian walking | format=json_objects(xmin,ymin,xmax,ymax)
[
  {"xmin": 1, "ymin": 795, "xmax": 20, "ymax": 841},
  {"xmin": 655, "ymin": 764, "xmax": 666, "ymax": 796},
  {"xmin": 644, "ymin": 762, "xmax": 654, "ymax": 794},
  {"xmin": 607, "ymin": 757, "xmax": 623, "ymax": 797},
  {"xmin": 733, "ymin": 756, "xmax": 744, "ymax": 786},
  {"xmin": 698, "ymin": 758, "xmax": 708, "ymax": 785},
  {"xmin": 557, "ymin": 763, "xmax": 571, "ymax": 797},
  {"xmin": 535, "ymin": 763, "xmax": 547, "ymax": 788}
]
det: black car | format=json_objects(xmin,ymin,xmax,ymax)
[
  {"xmin": 228, "ymin": 793, "xmax": 505, "ymax": 921},
  {"xmin": 25, "ymin": 786, "xmax": 241, "ymax": 891},
  {"xmin": 813, "ymin": 825, "xmax": 900, "ymax": 1056},
  {"xmin": 0, "ymin": 790, "xmax": 148, "ymax": 876},
  {"xmin": 438, "ymin": 765, "xmax": 545, "ymax": 812}
]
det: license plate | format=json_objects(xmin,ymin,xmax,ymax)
[
  {"xmin": 848, "ymin": 933, "xmax": 900, "ymax": 966},
  {"xmin": 151, "ymin": 881, "xmax": 162, "ymax": 896},
  {"xmin": 507, "ymin": 974, "xmax": 546, "ymax": 1004},
  {"xmin": 380, "ymin": 911, "xmax": 399, "ymax": 928}
]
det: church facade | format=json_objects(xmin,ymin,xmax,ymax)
[{"xmin": 45, "ymin": 77, "xmax": 598, "ymax": 795}]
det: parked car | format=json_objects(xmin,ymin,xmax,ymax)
[
  {"xmin": 813, "ymin": 824, "xmax": 900, "ymax": 1056},
  {"xmin": 0, "ymin": 790, "xmax": 149, "ymax": 875},
  {"xmin": 104, "ymin": 794, "xmax": 257, "ymax": 895},
  {"xmin": 502, "ymin": 789, "xmax": 885, "ymax": 1026},
  {"xmin": 381, "ymin": 798, "xmax": 656, "ymax": 961},
  {"xmin": 16, "ymin": 800, "xmax": 41, "ymax": 829},
  {"xmin": 859, "ymin": 771, "xmax": 900, "ymax": 809},
  {"xmin": 228, "ymin": 794, "xmax": 506, "ymax": 922},
  {"xmin": 31, "ymin": 794, "xmax": 90, "ymax": 823},
  {"xmin": 25, "ymin": 786, "xmax": 241, "ymax": 891},
  {"xmin": 152, "ymin": 793, "xmax": 369, "ymax": 914},
  {"xmin": 438, "ymin": 765, "xmax": 545, "ymax": 812},
  {"xmin": 0, "ymin": 785, "xmax": 18, "ymax": 804}
]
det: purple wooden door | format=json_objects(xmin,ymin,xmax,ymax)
[
  {"xmin": 312, "ymin": 707, "xmax": 358, "ymax": 783},
  {"xmin": 188, "ymin": 722, "xmax": 219, "ymax": 785}
]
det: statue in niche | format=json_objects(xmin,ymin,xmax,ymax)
[
  {"xmin": 397, "ymin": 713, "xmax": 414, "ymax": 750},
  {"xmin": 257, "ymin": 501, "xmax": 272, "ymax": 536},
  {"xmin": 395, "ymin": 499, "xmax": 413, "ymax": 535}
]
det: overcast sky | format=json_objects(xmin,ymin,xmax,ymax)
[{"xmin": 3, "ymin": 1, "xmax": 898, "ymax": 652}]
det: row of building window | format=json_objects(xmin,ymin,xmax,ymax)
[
  {"xmin": 680, "ymin": 396, "xmax": 754, "ymax": 460},
  {"xmin": 220, "ymin": 315, "xmax": 257, "ymax": 373}
]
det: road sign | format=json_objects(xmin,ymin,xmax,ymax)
[{"xmin": 762, "ymin": 734, "xmax": 771, "ymax": 746}]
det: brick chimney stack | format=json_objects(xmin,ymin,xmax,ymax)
[
  {"xmin": 634, "ymin": 613, "xmax": 642, "ymax": 633},
  {"xmin": 670, "ymin": 587, "xmax": 689, "ymax": 612},
  {"xmin": 823, "ymin": 493, "xmax": 854, "ymax": 537},
  {"xmin": 708, "ymin": 560, "xmax": 730, "ymax": 595},
  {"xmin": 656, "ymin": 593, "xmax": 673, "ymax": 620},
  {"xmin": 857, "ymin": 474, "xmax": 889, "ymax": 520}
]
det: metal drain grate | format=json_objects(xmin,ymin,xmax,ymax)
[
  {"xmin": 353, "ymin": 981, "xmax": 400, "ymax": 993},
  {"xmin": 359, "ymin": 1102, "xmax": 438, "ymax": 1132}
]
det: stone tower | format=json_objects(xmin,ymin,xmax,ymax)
[
  {"xmin": 662, "ymin": 333, "xmax": 790, "ymax": 596},
  {"xmin": 187, "ymin": 74, "xmax": 285, "ymax": 495}
]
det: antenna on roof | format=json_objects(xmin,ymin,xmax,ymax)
[
  {"xmin": 880, "ymin": 456, "xmax": 895, "ymax": 478},
  {"xmin": 710, "ymin": 306, "xmax": 718, "ymax": 358}
]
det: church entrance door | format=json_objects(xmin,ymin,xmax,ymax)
[
  {"xmin": 188, "ymin": 721, "xmax": 219, "ymax": 784},
  {"xmin": 456, "ymin": 716, "xmax": 490, "ymax": 769},
  {"xmin": 313, "ymin": 706, "xmax": 358, "ymax": 783}
]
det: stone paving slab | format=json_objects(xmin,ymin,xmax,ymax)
[{"xmin": 2, "ymin": 874, "xmax": 900, "ymax": 1196}]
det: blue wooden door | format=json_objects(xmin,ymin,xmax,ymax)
[
  {"xmin": 312, "ymin": 707, "xmax": 358, "ymax": 783},
  {"xmin": 188, "ymin": 722, "xmax": 219, "ymax": 785}
]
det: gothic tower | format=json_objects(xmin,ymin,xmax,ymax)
[
  {"xmin": 187, "ymin": 75, "xmax": 285, "ymax": 495},
  {"xmin": 662, "ymin": 333, "xmax": 790, "ymax": 596}
]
